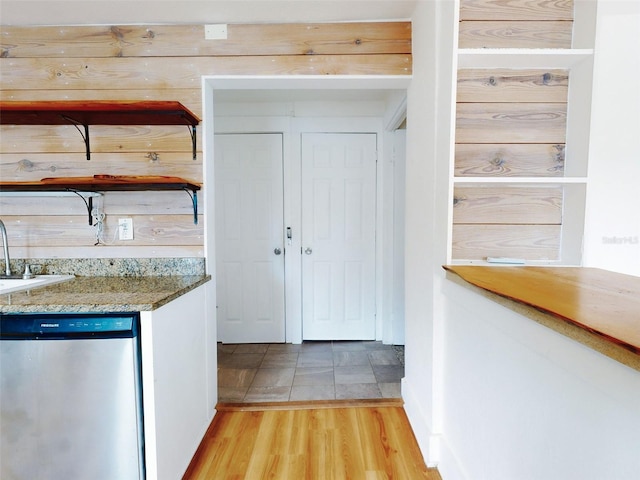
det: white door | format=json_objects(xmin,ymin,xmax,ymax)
[
  {"xmin": 214, "ymin": 133, "xmax": 285, "ymax": 343},
  {"xmin": 301, "ymin": 133, "xmax": 377, "ymax": 340}
]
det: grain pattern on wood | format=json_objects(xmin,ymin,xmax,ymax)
[
  {"xmin": 453, "ymin": 0, "xmax": 574, "ymax": 263},
  {"xmin": 458, "ymin": 21, "xmax": 573, "ymax": 49},
  {"xmin": 1, "ymin": 55, "xmax": 411, "ymax": 90},
  {"xmin": 459, "ymin": 0, "xmax": 574, "ymax": 21},
  {"xmin": 0, "ymin": 23, "xmax": 412, "ymax": 58},
  {"xmin": 0, "ymin": 191, "xmax": 197, "ymax": 216},
  {"xmin": 457, "ymin": 69, "xmax": 569, "ymax": 103},
  {"xmin": 183, "ymin": 403, "xmax": 439, "ymax": 480},
  {"xmin": 455, "ymin": 144, "xmax": 565, "ymax": 176},
  {"xmin": 0, "ymin": 153, "xmax": 202, "ymax": 183},
  {"xmin": 0, "ymin": 125, "xmax": 201, "ymax": 154},
  {"xmin": 453, "ymin": 186, "xmax": 563, "ymax": 224},
  {"xmin": 1, "ymin": 214, "xmax": 203, "ymax": 247},
  {"xmin": 443, "ymin": 266, "xmax": 640, "ymax": 357},
  {"xmin": 0, "ymin": 21, "xmax": 410, "ymax": 259},
  {"xmin": 452, "ymin": 224, "xmax": 561, "ymax": 260},
  {"xmin": 456, "ymin": 103, "xmax": 567, "ymax": 144}
]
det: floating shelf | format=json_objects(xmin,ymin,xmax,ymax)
[
  {"xmin": 0, "ymin": 100, "xmax": 200, "ymax": 160},
  {"xmin": 0, "ymin": 176, "xmax": 201, "ymax": 225}
]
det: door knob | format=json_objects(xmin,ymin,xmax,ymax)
[
  {"xmin": 274, "ymin": 248, "xmax": 282, "ymax": 255},
  {"xmin": 304, "ymin": 247, "xmax": 312, "ymax": 255}
]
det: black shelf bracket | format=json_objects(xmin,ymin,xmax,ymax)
[
  {"xmin": 65, "ymin": 187, "xmax": 199, "ymax": 225},
  {"xmin": 67, "ymin": 189, "xmax": 96, "ymax": 225},
  {"xmin": 184, "ymin": 188, "xmax": 199, "ymax": 224},
  {"xmin": 61, "ymin": 114, "xmax": 91, "ymax": 160},
  {"xmin": 61, "ymin": 116, "xmax": 196, "ymax": 162},
  {"xmin": 189, "ymin": 125, "xmax": 197, "ymax": 160}
]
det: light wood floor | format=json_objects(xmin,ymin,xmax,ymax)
[{"xmin": 183, "ymin": 399, "xmax": 441, "ymax": 480}]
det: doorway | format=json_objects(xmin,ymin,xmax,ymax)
[{"xmin": 204, "ymin": 76, "xmax": 409, "ymax": 346}]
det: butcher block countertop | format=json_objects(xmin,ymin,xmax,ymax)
[
  {"xmin": 444, "ymin": 266, "xmax": 640, "ymax": 371},
  {"xmin": 0, "ymin": 275, "xmax": 210, "ymax": 313}
]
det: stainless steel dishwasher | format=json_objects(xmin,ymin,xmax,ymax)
[{"xmin": 0, "ymin": 312, "xmax": 145, "ymax": 480}]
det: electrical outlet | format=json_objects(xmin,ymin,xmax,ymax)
[{"xmin": 118, "ymin": 218, "xmax": 134, "ymax": 241}]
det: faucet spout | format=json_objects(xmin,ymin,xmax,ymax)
[{"xmin": 0, "ymin": 219, "xmax": 11, "ymax": 276}]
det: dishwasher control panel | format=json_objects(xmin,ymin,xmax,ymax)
[{"xmin": 1, "ymin": 313, "xmax": 138, "ymax": 339}]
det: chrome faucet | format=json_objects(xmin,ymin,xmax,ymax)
[{"xmin": 0, "ymin": 219, "xmax": 11, "ymax": 276}]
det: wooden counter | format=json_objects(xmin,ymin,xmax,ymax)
[{"xmin": 443, "ymin": 266, "xmax": 640, "ymax": 370}]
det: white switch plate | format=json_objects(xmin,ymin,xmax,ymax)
[
  {"xmin": 204, "ymin": 24, "xmax": 227, "ymax": 40},
  {"xmin": 118, "ymin": 218, "xmax": 134, "ymax": 241}
]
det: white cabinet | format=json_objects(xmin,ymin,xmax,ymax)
[{"xmin": 139, "ymin": 284, "xmax": 215, "ymax": 480}]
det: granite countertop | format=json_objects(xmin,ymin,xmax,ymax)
[
  {"xmin": 444, "ymin": 265, "xmax": 640, "ymax": 371},
  {"xmin": 0, "ymin": 274, "xmax": 211, "ymax": 313}
]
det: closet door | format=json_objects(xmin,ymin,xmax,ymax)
[
  {"xmin": 215, "ymin": 133, "xmax": 285, "ymax": 343},
  {"xmin": 301, "ymin": 133, "xmax": 377, "ymax": 340}
]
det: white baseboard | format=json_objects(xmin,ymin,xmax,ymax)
[
  {"xmin": 402, "ymin": 377, "xmax": 467, "ymax": 480},
  {"xmin": 401, "ymin": 377, "xmax": 439, "ymax": 467}
]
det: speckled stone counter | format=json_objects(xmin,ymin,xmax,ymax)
[
  {"xmin": 4, "ymin": 257, "xmax": 206, "ymax": 277},
  {"xmin": 0, "ymin": 258, "xmax": 210, "ymax": 313},
  {"xmin": 0, "ymin": 275, "xmax": 210, "ymax": 313}
]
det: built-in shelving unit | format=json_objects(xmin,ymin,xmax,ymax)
[
  {"xmin": 0, "ymin": 101, "xmax": 202, "ymax": 224},
  {"xmin": 450, "ymin": 1, "xmax": 598, "ymax": 265}
]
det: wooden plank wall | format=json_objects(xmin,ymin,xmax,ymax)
[
  {"xmin": 0, "ymin": 22, "xmax": 411, "ymax": 259},
  {"xmin": 453, "ymin": 0, "xmax": 573, "ymax": 261},
  {"xmin": 459, "ymin": 0, "xmax": 574, "ymax": 48}
]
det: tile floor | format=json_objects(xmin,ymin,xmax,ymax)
[{"xmin": 217, "ymin": 341, "xmax": 404, "ymax": 403}]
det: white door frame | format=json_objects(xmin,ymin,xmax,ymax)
[{"xmin": 202, "ymin": 75, "xmax": 411, "ymax": 344}]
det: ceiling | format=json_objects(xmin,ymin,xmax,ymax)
[{"xmin": 0, "ymin": 0, "xmax": 417, "ymax": 26}]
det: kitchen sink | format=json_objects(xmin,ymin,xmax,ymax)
[{"xmin": 0, "ymin": 275, "xmax": 75, "ymax": 295}]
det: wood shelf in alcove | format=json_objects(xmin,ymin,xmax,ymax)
[{"xmin": 0, "ymin": 100, "xmax": 200, "ymax": 160}]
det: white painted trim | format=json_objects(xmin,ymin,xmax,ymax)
[
  {"xmin": 457, "ymin": 49, "xmax": 594, "ymax": 69},
  {"xmin": 139, "ymin": 311, "xmax": 158, "ymax": 480},
  {"xmin": 452, "ymin": 176, "xmax": 588, "ymax": 184},
  {"xmin": 401, "ymin": 377, "xmax": 440, "ymax": 468},
  {"xmin": 384, "ymin": 94, "xmax": 408, "ymax": 131}
]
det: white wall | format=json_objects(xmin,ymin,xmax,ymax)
[
  {"xmin": 391, "ymin": 129, "xmax": 407, "ymax": 345},
  {"xmin": 583, "ymin": 0, "xmax": 640, "ymax": 276},
  {"xmin": 402, "ymin": 0, "xmax": 457, "ymax": 465},
  {"xmin": 438, "ymin": 279, "xmax": 640, "ymax": 480}
]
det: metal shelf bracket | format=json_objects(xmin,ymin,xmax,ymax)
[{"xmin": 61, "ymin": 114, "xmax": 91, "ymax": 160}]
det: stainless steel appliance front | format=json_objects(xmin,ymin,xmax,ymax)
[{"xmin": 0, "ymin": 313, "xmax": 144, "ymax": 480}]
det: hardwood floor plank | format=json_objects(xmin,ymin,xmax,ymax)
[{"xmin": 183, "ymin": 403, "xmax": 440, "ymax": 479}]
